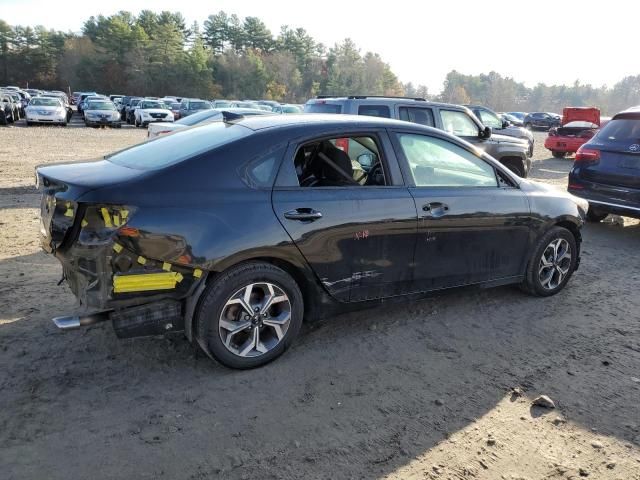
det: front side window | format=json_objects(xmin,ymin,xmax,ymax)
[
  {"xmin": 399, "ymin": 107, "xmax": 435, "ymax": 127},
  {"xmin": 478, "ymin": 109, "xmax": 502, "ymax": 129},
  {"xmin": 358, "ymin": 105, "xmax": 391, "ymax": 118},
  {"xmin": 397, "ymin": 134, "xmax": 497, "ymax": 188},
  {"xmin": 304, "ymin": 103, "xmax": 343, "ymax": 114},
  {"xmin": 294, "ymin": 135, "xmax": 387, "ymax": 187},
  {"xmin": 440, "ymin": 110, "xmax": 479, "ymax": 137}
]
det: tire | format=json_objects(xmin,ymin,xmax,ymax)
[
  {"xmin": 552, "ymin": 150, "xmax": 566, "ymax": 158},
  {"xmin": 521, "ymin": 226, "xmax": 577, "ymax": 297},
  {"xmin": 502, "ymin": 159, "xmax": 525, "ymax": 177},
  {"xmin": 134, "ymin": 117, "xmax": 139, "ymax": 127},
  {"xmin": 25, "ymin": 121, "xmax": 31, "ymax": 127},
  {"xmin": 195, "ymin": 262, "xmax": 304, "ymax": 369},
  {"xmin": 586, "ymin": 207, "xmax": 608, "ymax": 222}
]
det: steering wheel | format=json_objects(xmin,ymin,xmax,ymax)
[{"xmin": 365, "ymin": 162, "xmax": 384, "ymax": 186}]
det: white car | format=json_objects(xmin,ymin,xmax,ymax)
[
  {"xmin": 146, "ymin": 108, "xmax": 269, "ymax": 139},
  {"xmin": 134, "ymin": 99, "xmax": 174, "ymax": 127},
  {"xmin": 25, "ymin": 97, "xmax": 67, "ymax": 126}
]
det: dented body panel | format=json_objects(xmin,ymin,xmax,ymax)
[{"xmin": 36, "ymin": 115, "xmax": 586, "ymax": 340}]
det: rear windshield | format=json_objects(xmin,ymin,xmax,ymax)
[
  {"xmin": 107, "ymin": 121, "xmax": 251, "ymax": 170},
  {"xmin": 30, "ymin": 98, "xmax": 60, "ymax": 106},
  {"xmin": 189, "ymin": 101, "xmax": 211, "ymax": 110},
  {"xmin": 176, "ymin": 109, "xmax": 221, "ymax": 125},
  {"xmin": 305, "ymin": 103, "xmax": 342, "ymax": 114},
  {"xmin": 595, "ymin": 118, "xmax": 640, "ymax": 142}
]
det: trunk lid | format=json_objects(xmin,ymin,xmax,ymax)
[{"xmin": 562, "ymin": 107, "xmax": 600, "ymax": 127}]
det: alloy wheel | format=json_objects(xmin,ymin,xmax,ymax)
[
  {"xmin": 538, "ymin": 238, "xmax": 572, "ymax": 290},
  {"xmin": 218, "ymin": 282, "xmax": 291, "ymax": 358}
]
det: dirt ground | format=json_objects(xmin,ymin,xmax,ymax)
[{"xmin": 0, "ymin": 121, "xmax": 639, "ymax": 480}]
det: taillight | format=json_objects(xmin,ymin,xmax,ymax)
[{"xmin": 575, "ymin": 146, "xmax": 600, "ymax": 163}]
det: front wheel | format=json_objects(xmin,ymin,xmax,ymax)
[
  {"xmin": 195, "ymin": 262, "xmax": 304, "ymax": 369},
  {"xmin": 521, "ymin": 226, "xmax": 577, "ymax": 297},
  {"xmin": 525, "ymin": 123, "xmax": 533, "ymax": 130},
  {"xmin": 551, "ymin": 150, "xmax": 566, "ymax": 158},
  {"xmin": 503, "ymin": 159, "xmax": 525, "ymax": 177}
]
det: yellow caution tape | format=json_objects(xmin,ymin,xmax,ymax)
[
  {"xmin": 113, "ymin": 243, "xmax": 123, "ymax": 253},
  {"xmin": 193, "ymin": 268, "xmax": 202, "ymax": 278},
  {"xmin": 162, "ymin": 262, "xmax": 172, "ymax": 272},
  {"xmin": 137, "ymin": 256, "xmax": 147, "ymax": 265},
  {"xmin": 101, "ymin": 207, "xmax": 113, "ymax": 228},
  {"xmin": 113, "ymin": 272, "xmax": 183, "ymax": 293},
  {"xmin": 81, "ymin": 219, "xmax": 88, "ymax": 228}
]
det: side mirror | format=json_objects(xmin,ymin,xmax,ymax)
[
  {"xmin": 357, "ymin": 153, "xmax": 375, "ymax": 168},
  {"xmin": 481, "ymin": 126, "xmax": 492, "ymax": 139},
  {"xmin": 502, "ymin": 120, "xmax": 510, "ymax": 128}
]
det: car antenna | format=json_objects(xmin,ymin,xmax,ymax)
[{"xmin": 221, "ymin": 111, "xmax": 244, "ymax": 123}]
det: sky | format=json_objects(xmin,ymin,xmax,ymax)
[{"xmin": 1, "ymin": 0, "xmax": 636, "ymax": 94}]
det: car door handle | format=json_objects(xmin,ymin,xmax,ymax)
[
  {"xmin": 422, "ymin": 202, "xmax": 449, "ymax": 217},
  {"xmin": 284, "ymin": 208, "xmax": 323, "ymax": 221}
]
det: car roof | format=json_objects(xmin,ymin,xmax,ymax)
[
  {"xmin": 232, "ymin": 113, "xmax": 437, "ymax": 132},
  {"xmin": 307, "ymin": 96, "xmax": 465, "ymax": 110}
]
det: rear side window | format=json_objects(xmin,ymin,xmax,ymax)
[
  {"xmin": 399, "ymin": 107, "xmax": 434, "ymax": 127},
  {"xmin": 304, "ymin": 103, "xmax": 342, "ymax": 114},
  {"xmin": 107, "ymin": 122, "xmax": 252, "ymax": 170},
  {"xmin": 358, "ymin": 105, "xmax": 390, "ymax": 118},
  {"xmin": 596, "ymin": 118, "xmax": 640, "ymax": 142}
]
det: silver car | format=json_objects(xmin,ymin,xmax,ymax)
[
  {"xmin": 25, "ymin": 97, "xmax": 67, "ymax": 126},
  {"xmin": 84, "ymin": 100, "xmax": 121, "ymax": 128}
]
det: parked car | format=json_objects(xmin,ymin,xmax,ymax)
[
  {"xmin": 271, "ymin": 104, "xmax": 303, "ymax": 114},
  {"xmin": 304, "ymin": 96, "xmax": 532, "ymax": 177},
  {"xmin": 134, "ymin": 99, "xmax": 174, "ymax": 127},
  {"xmin": 0, "ymin": 92, "xmax": 19, "ymax": 121},
  {"xmin": 37, "ymin": 114, "xmax": 586, "ymax": 368},
  {"xmin": 39, "ymin": 93, "xmax": 73, "ymax": 122},
  {"xmin": 230, "ymin": 101, "xmax": 258, "ymax": 108},
  {"xmin": 79, "ymin": 95, "xmax": 108, "ymax": 117},
  {"xmin": 2, "ymin": 91, "xmax": 24, "ymax": 118},
  {"xmin": 212, "ymin": 100, "xmax": 233, "ymax": 108},
  {"xmin": 544, "ymin": 107, "xmax": 601, "ymax": 158},
  {"xmin": 507, "ymin": 112, "xmax": 527, "ymax": 121},
  {"xmin": 24, "ymin": 97, "xmax": 67, "ymax": 126},
  {"xmin": 77, "ymin": 92, "xmax": 98, "ymax": 114},
  {"xmin": 84, "ymin": 100, "xmax": 122, "ymax": 128},
  {"xmin": 498, "ymin": 112, "xmax": 524, "ymax": 127},
  {"xmin": 125, "ymin": 97, "xmax": 143, "ymax": 124},
  {"xmin": 568, "ymin": 107, "xmax": 640, "ymax": 221},
  {"xmin": 168, "ymin": 102, "xmax": 182, "ymax": 120},
  {"xmin": 0, "ymin": 93, "xmax": 15, "ymax": 124},
  {"xmin": 147, "ymin": 107, "xmax": 269, "ymax": 138},
  {"xmin": 179, "ymin": 99, "xmax": 213, "ymax": 118},
  {"xmin": 523, "ymin": 112, "xmax": 562, "ymax": 130},
  {"xmin": 466, "ymin": 105, "xmax": 534, "ymax": 156}
]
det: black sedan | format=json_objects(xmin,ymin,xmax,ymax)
[
  {"xmin": 568, "ymin": 107, "xmax": 640, "ymax": 221},
  {"xmin": 523, "ymin": 112, "xmax": 562, "ymax": 131},
  {"xmin": 36, "ymin": 114, "xmax": 587, "ymax": 368}
]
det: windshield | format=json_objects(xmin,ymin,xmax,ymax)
[
  {"xmin": 140, "ymin": 101, "xmax": 166, "ymax": 109},
  {"xmin": 130, "ymin": 99, "xmax": 141, "ymax": 106},
  {"xmin": 189, "ymin": 101, "xmax": 211, "ymax": 110},
  {"xmin": 214, "ymin": 101, "xmax": 232, "ymax": 107},
  {"xmin": 595, "ymin": 118, "xmax": 640, "ymax": 143},
  {"xmin": 304, "ymin": 103, "xmax": 342, "ymax": 114},
  {"xmin": 107, "ymin": 121, "xmax": 251, "ymax": 170},
  {"xmin": 282, "ymin": 106, "xmax": 302, "ymax": 113},
  {"xmin": 176, "ymin": 109, "xmax": 221, "ymax": 125},
  {"xmin": 30, "ymin": 98, "xmax": 61, "ymax": 107},
  {"xmin": 170, "ymin": 103, "xmax": 181, "ymax": 109},
  {"xmin": 87, "ymin": 101, "xmax": 116, "ymax": 111}
]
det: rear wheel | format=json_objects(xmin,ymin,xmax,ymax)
[
  {"xmin": 195, "ymin": 262, "xmax": 304, "ymax": 369},
  {"xmin": 521, "ymin": 226, "xmax": 577, "ymax": 297},
  {"xmin": 552, "ymin": 150, "xmax": 566, "ymax": 158},
  {"xmin": 586, "ymin": 207, "xmax": 608, "ymax": 222}
]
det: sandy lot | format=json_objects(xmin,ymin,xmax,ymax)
[{"xmin": 0, "ymin": 122, "xmax": 639, "ymax": 480}]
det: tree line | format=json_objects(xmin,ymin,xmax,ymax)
[{"xmin": 1, "ymin": 12, "xmax": 639, "ymax": 113}]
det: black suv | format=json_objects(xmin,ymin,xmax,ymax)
[
  {"xmin": 305, "ymin": 96, "xmax": 532, "ymax": 177},
  {"xmin": 523, "ymin": 112, "xmax": 561, "ymax": 131}
]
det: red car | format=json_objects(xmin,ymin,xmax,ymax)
[{"xmin": 544, "ymin": 107, "xmax": 602, "ymax": 158}]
